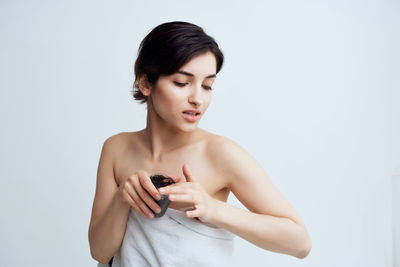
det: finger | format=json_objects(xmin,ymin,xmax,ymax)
[
  {"xmin": 138, "ymin": 170, "xmax": 162, "ymax": 201},
  {"xmin": 137, "ymin": 184, "xmax": 161, "ymax": 216},
  {"xmin": 120, "ymin": 184, "xmax": 136, "ymax": 207},
  {"xmin": 124, "ymin": 178, "xmax": 156, "ymax": 218},
  {"xmin": 121, "ymin": 189, "xmax": 147, "ymax": 218},
  {"xmin": 124, "ymin": 180, "xmax": 151, "ymax": 218},
  {"xmin": 134, "ymin": 179, "xmax": 161, "ymax": 216},
  {"xmin": 182, "ymin": 163, "xmax": 195, "ymax": 182},
  {"xmin": 185, "ymin": 207, "xmax": 200, "ymax": 218},
  {"xmin": 159, "ymin": 183, "xmax": 191, "ymax": 195},
  {"xmin": 168, "ymin": 193, "xmax": 194, "ymax": 203}
]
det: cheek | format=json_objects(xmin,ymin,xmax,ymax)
[
  {"xmin": 160, "ymin": 87, "xmax": 184, "ymax": 105},
  {"xmin": 155, "ymin": 87, "xmax": 185, "ymax": 113},
  {"xmin": 204, "ymin": 93, "xmax": 212, "ymax": 106}
]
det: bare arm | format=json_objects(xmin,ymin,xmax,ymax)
[
  {"xmin": 209, "ymin": 137, "xmax": 312, "ymax": 259},
  {"xmin": 88, "ymin": 135, "xmax": 131, "ymax": 264}
]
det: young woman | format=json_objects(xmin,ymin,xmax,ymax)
[{"xmin": 88, "ymin": 21, "xmax": 312, "ymax": 267}]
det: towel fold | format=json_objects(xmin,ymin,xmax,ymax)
[{"xmin": 103, "ymin": 207, "xmax": 235, "ymax": 267}]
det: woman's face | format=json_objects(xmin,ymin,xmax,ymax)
[{"xmin": 147, "ymin": 51, "xmax": 217, "ymax": 132}]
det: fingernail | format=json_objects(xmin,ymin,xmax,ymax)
[
  {"xmin": 148, "ymin": 212, "xmax": 154, "ymax": 218},
  {"xmin": 156, "ymin": 208, "xmax": 161, "ymax": 213},
  {"xmin": 159, "ymin": 188, "xmax": 165, "ymax": 194},
  {"xmin": 155, "ymin": 194, "xmax": 161, "ymax": 200}
]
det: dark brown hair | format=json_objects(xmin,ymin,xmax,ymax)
[{"xmin": 131, "ymin": 21, "xmax": 224, "ymax": 104}]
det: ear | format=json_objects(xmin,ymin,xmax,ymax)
[{"xmin": 138, "ymin": 74, "xmax": 152, "ymax": 96}]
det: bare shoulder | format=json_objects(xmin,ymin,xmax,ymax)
[
  {"xmin": 103, "ymin": 131, "xmax": 139, "ymax": 154},
  {"xmin": 104, "ymin": 131, "xmax": 134, "ymax": 145},
  {"xmin": 206, "ymin": 133, "xmax": 307, "ymax": 228},
  {"xmin": 204, "ymin": 133, "xmax": 255, "ymax": 184},
  {"xmin": 89, "ymin": 131, "xmax": 139, "ymax": 229},
  {"xmin": 205, "ymin": 133, "xmax": 252, "ymax": 169}
]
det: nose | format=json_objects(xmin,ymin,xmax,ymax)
[{"xmin": 188, "ymin": 83, "xmax": 203, "ymax": 107}]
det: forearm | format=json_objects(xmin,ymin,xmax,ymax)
[
  {"xmin": 211, "ymin": 200, "xmax": 311, "ymax": 259},
  {"xmin": 89, "ymin": 192, "xmax": 131, "ymax": 264}
]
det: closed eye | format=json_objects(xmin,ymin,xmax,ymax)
[
  {"xmin": 173, "ymin": 81, "xmax": 212, "ymax": 91},
  {"xmin": 174, "ymin": 81, "xmax": 187, "ymax": 87}
]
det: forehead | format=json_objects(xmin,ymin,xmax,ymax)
[{"xmin": 175, "ymin": 51, "xmax": 217, "ymax": 78}]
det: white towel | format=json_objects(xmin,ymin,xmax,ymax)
[{"xmin": 98, "ymin": 206, "xmax": 235, "ymax": 267}]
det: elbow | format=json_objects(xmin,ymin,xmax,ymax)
[
  {"xmin": 295, "ymin": 236, "xmax": 312, "ymax": 259},
  {"xmin": 89, "ymin": 242, "xmax": 114, "ymax": 265},
  {"xmin": 99, "ymin": 258, "xmax": 112, "ymax": 265},
  {"xmin": 90, "ymin": 248, "xmax": 112, "ymax": 265},
  {"xmin": 90, "ymin": 246, "xmax": 104, "ymax": 264},
  {"xmin": 89, "ymin": 234, "xmax": 113, "ymax": 264}
]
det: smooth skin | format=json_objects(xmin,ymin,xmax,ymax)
[{"xmin": 88, "ymin": 51, "xmax": 312, "ymax": 264}]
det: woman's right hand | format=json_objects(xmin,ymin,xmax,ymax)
[{"xmin": 117, "ymin": 170, "xmax": 181, "ymax": 219}]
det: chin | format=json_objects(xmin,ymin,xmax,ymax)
[{"xmin": 179, "ymin": 124, "xmax": 198, "ymax": 133}]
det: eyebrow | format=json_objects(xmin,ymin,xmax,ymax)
[{"xmin": 176, "ymin": 70, "xmax": 216, "ymax": 79}]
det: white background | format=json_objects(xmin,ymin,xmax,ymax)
[{"xmin": 0, "ymin": 0, "xmax": 399, "ymax": 266}]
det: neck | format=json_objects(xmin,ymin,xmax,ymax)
[{"xmin": 141, "ymin": 102, "xmax": 200, "ymax": 162}]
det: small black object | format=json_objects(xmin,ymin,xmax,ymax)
[{"xmin": 150, "ymin": 174, "xmax": 176, "ymax": 218}]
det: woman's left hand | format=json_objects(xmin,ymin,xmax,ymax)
[{"xmin": 158, "ymin": 163, "xmax": 217, "ymax": 224}]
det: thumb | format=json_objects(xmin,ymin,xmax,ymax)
[{"xmin": 183, "ymin": 163, "xmax": 195, "ymax": 182}]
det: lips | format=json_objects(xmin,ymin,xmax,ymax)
[
  {"xmin": 183, "ymin": 111, "xmax": 200, "ymax": 115},
  {"xmin": 182, "ymin": 112, "xmax": 199, "ymax": 122},
  {"xmin": 182, "ymin": 109, "xmax": 201, "ymax": 115}
]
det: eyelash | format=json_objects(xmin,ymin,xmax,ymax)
[{"xmin": 173, "ymin": 81, "xmax": 212, "ymax": 90}]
